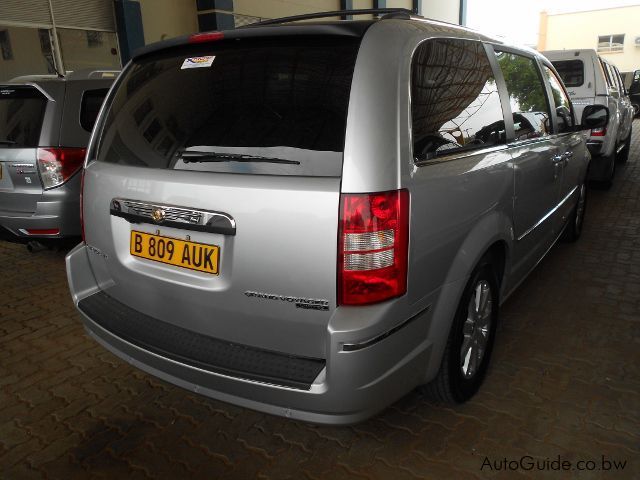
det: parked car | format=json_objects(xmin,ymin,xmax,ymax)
[
  {"xmin": 543, "ymin": 49, "xmax": 634, "ymax": 187},
  {"xmin": 629, "ymin": 69, "xmax": 640, "ymax": 117},
  {"xmin": 66, "ymin": 9, "xmax": 608, "ymax": 424},
  {"xmin": 0, "ymin": 69, "xmax": 117, "ymax": 247}
]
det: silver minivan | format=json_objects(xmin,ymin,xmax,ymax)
[
  {"xmin": 543, "ymin": 49, "xmax": 634, "ymax": 187},
  {"xmin": 0, "ymin": 69, "xmax": 116, "ymax": 246},
  {"xmin": 66, "ymin": 10, "xmax": 608, "ymax": 424}
]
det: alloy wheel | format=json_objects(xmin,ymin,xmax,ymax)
[{"xmin": 460, "ymin": 280, "xmax": 493, "ymax": 379}]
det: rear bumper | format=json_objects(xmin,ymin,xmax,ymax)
[
  {"xmin": 0, "ymin": 178, "xmax": 81, "ymax": 240},
  {"xmin": 66, "ymin": 243, "xmax": 438, "ymax": 425}
]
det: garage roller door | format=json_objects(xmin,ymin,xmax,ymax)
[
  {"xmin": 53, "ymin": 0, "xmax": 116, "ymax": 31},
  {"xmin": 1, "ymin": 0, "xmax": 52, "ymax": 25}
]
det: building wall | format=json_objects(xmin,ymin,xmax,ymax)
[
  {"xmin": 538, "ymin": 5, "xmax": 640, "ymax": 73},
  {"xmin": 234, "ymin": 0, "xmax": 341, "ymax": 19},
  {"xmin": 418, "ymin": 1, "xmax": 459, "ymax": 24},
  {"xmin": 139, "ymin": 0, "xmax": 198, "ymax": 44}
]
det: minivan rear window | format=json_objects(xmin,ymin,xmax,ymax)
[
  {"xmin": 0, "ymin": 86, "xmax": 47, "ymax": 148},
  {"xmin": 552, "ymin": 60, "xmax": 584, "ymax": 87},
  {"xmin": 96, "ymin": 37, "xmax": 360, "ymax": 176}
]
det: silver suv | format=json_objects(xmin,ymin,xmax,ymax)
[
  {"xmin": 543, "ymin": 49, "xmax": 635, "ymax": 187},
  {"xmin": 66, "ymin": 10, "xmax": 608, "ymax": 424},
  {"xmin": 0, "ymin": 69, "xmax": 117, "ymax": 246}
]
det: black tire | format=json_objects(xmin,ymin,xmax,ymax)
[
  {"xmin": 591, "ymin": 153, "xmax": 615, "ymax": 190},
  {"xmin": 561, "ymin": 182, "xmax": 587, "ymax": 242},
  {"xmin": 616, "ymin": 125, "xmax": 632, "ymax": 164},
  {"xmin": 423, "ymin": 260, "xmax": 499, "ymax": 403}
]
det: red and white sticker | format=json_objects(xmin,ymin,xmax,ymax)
[{"xmin": 181, "ymin": 56, "xmax": 216, "ymax": 69}]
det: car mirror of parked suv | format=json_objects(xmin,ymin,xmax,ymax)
[{"xmin": 580, "ymin": 104, "xmax": 609, "ymax": 130}]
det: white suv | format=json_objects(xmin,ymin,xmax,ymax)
[{"xmin": 543, "ymin": 49, "xmax": 634, "ymax": 187}]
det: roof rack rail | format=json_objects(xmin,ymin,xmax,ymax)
[{"xmin": 246, "ymin": 8, "xmax": 414, "ymax": 27}]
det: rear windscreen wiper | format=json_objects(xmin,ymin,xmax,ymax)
[
  {"xmin": 179, "ymin": 150, "xmax": 300, "ymax": 165},
  {"xmin": 0, "ymin": 139, "xmax": 17, "ymax": 146}
]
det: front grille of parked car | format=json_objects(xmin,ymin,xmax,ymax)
[{"xmin": 78, "ymin": 291, "xmax": 326, "ymax": 390}]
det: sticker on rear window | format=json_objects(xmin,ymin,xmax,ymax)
[{"xmin": 181, "ymin": 56, "xmax": 216, "ymax": 69}]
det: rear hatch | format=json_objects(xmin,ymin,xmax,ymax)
[
  {"xmin": 548, "ymin": 52, "xmax": 598, "ymax": 119},
  {"xmin": 0, "ymin": 86, "xmax": 47, "ymax": 213},
  {"xmin": 84, "ymin": 35, "xmax": 361, "ymax": 359}
]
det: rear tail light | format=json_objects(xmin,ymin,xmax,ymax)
[
  {"xmin": 37, "ymin": 147, "xmax": 86, "ymax": 189},
  {"xmin": 338, "ymin": 189, "xmax": 409, "ymax": 305},
  {"xmin": 591, "ymin": 127, "xmax": 607, "ymax": 137}
]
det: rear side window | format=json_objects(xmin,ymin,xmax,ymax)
[
  {"xmin": 612, "ymin": 66, "xmax": 626, "ymax": 94},
  {"xmin": 552, "ymin": 60, "xmax": 584, "ymax": 87},
  {"xmin": 411, "ymin": 39, "xmax": 505, "ymax": 161},
  {"xmin": 0, "ymin": 86, "xmax": 47, "ymax": 148},
  {"xmin": 494, "ymin": 51, "xmax": 552, "ymax": 140},
  {"xmin": 95, "ymin": 37, "xmax": 360, "ymax": 177},
  {"xmin": 600, "ymin": 60, "xmax": 614, "ymax": 88},
  {"xmin": 80, "ymin": 88, "xmax": 109, "ymax": 132}
]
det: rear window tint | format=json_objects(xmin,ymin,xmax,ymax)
[
  {"xmin": 96, "ymin": 37, "xmax": 360, "ymax": 176},
  {"xmin": 0, "ymin": 86, "xmax": 47, "ymax": 148},
  {"xmin": 552, "ymin": 60, "xmax": 584, "ymax": 87},
  {"xmin": 80, "ymin": 88, "xmax": 109, "ymax": 132}
]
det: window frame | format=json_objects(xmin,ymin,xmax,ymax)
[
  {"xmin": 541, "ymin": 63, "xmax": 577, "ymax": 135},
  {"xmin": 409, "ymin": 38, "xmax": 511, "ymax": 165},
  {"xmin": 489, "ymin": 44, "xmax": 560, "ymax": 145}
]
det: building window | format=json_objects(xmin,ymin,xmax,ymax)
[
  {"xmin": 597, "ymin": 34, "xmax": 624, "ymax": 53},
  {"xmin": 0, "ymin": 30, "xmax": 14, "ymax": 60}
]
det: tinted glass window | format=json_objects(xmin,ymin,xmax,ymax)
[
  {"xmin": 80, "ymin": 88, "xmax": 109, "ymax": 132},
  {"xmin": 494, "ymin": 51, "xmax": 551, "ymax": 140},
  {"xmin": 552, "ymin": 60, "xmax": 584, "ymax": 87},
  {"xmin": 96, "ymin": 37, "xmax": 359, "ymax": 177},
  {"xmin": 543, "ymin": 66, "xmax": 574, "ymax": 134},
  {"xmin": 600, "ymin": 60, "xmax": 614, "ymax": 88},
  {"xmin": 411, "ymin": 39, "xmax": 505, "ymax": 160},
  {"xmin": 612, "ymin": 66, "xmax": 625, "ymax": 94},
  {"xmin": 0, "ymin": 86, "xmax": 47, "ymax": 148}
]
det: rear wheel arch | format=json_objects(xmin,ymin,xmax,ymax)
[{"xmin": 422, "ymin": 230, "xmax": 510, "ymax": 384}]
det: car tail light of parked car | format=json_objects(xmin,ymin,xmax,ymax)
[
  {"xmin": 37, "ymin": 147, "xmax": 86, "ymax": 190},
  {"xmin": 591, "ymin": 127, "xmax": 607, "ymax": 136},
  {"xmin": 338, "ymin": 189, "xmax": 409, "ymax": 305}
]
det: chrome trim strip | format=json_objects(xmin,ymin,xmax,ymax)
[
  {"xmin": 341, "ymin": 304, "xmax": 431, "ymax": 352},
  {"xmin": 517, "ymin": 186, "xmax": 578, "ymax": 242},
  {"xmin": 110, "ymin": 198, "xmax": 236, "ymax": 236},
  {"xmin": 414, "ymin": 145, "xmax": 508, "ymax": 166}
]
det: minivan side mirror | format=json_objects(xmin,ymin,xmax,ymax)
[{"xmin": 580, "ymin": 105, "xmax": 609, "ymax": 130}]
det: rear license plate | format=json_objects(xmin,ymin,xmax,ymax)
[{"xmin": 130, "ymin": 231, "xmax": 219, "ymax": 274}]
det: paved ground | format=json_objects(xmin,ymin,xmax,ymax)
[{"xmin": 2, "ymin": 121, "xmax": 639, "ymax": 479}]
